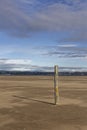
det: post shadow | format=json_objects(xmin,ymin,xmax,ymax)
[{"xmin": 13, "ymin": 95, "xmax": 55, "ymax": 105}]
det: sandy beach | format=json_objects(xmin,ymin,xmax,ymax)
[{"xmin": 0, "ymin": 76, "xmax": 87, "ymax": 130}]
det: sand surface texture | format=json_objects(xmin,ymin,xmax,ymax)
[{"xmin": 0, "ymin": 76, "xmax": 87, "ymax": 130}]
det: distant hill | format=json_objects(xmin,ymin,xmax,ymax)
[{"xmin": 0, "ymin": 70, "xmax": 87, "ymax": 76}]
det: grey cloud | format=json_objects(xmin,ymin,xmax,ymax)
[
  {"xmin": 20, "ymin": 0, "xmax": 37, "ymax": 5},
  {"xmin": 0, "ymin": 0, "xmax": 87, "ymax": 41},
  {"xmin": 62, "ymin": 0, "xmax": 81, "ymax": 5},
  {"xmin": 41, "ymin": 45, "xmax": 87, "ymax": 58},
  {"xmin": 0, "ymin": 0, "xmax": 34, "ymax": 37},
  {"xmin": 59, "ymin": 30, "xmax": 87, "ymax": 42}
]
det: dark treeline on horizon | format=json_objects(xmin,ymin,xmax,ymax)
[{"xmin": 0, "ymin": 71, "xmax": 87, "ymax": 76}]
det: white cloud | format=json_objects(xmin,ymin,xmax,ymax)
[
  {"xmin": 1, "ymin": 59, "xmax": 32, "ymax": 65},
  {"xmin": 0, "ymin": 59, "xmax": 54, "ymax": 72},
  {"xmin": 57, "ymin": 44, "xmax": 77, "ymax": 47},
  {"xmin": 0, "ymin": 59, "xmax": 32, "ymax": 71}
]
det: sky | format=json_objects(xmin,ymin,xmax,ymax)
[{"xmin": 0, "ymin": 0, "xmax": 87, "ymax": 71}]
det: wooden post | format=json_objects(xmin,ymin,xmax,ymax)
[{"xmin": 54, "ymin": 65, "xmax": 59, "ymax": 105}]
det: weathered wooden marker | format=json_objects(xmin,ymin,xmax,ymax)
[{"xmin": 54, "ymin": 65, "xmax": 59, "ymax": 105}]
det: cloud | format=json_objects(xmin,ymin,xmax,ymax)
[
  {"xmin": 0, "ymin": 59, "xmax": 32, "ymax": 71},
  {"xmin": 57, "ymin": 44, "xmax": 77, "ymax": 47},
  {"xmin": 0, "ymin": 0, "xmax": 87, "ymax": 41},
  {"xmin": 59, "ymin": 66, "xmax": 87, "ymax": 72},
  {"xmin": 20, "ymin": 0, "xmax": 37, "ymax": 5},
  {"xmin": 0, "ymin": 59, "xmax": 31, "ymax": 65},
  {"xmin": 61, "ymin": 0, "xmax": 81, "ymax": 5},
  {"xmin": 42, "ymin": 45, "xmax": 87, "ymax": 58},
  {"xmin": 59, "ymin": 30, "xmax": 87, "ymax": 42},
  {"xmin": 0, "ymin": 59, "xmax": 54, "ymax": 72},
  {"xmin": 0, "ymin": 59, "xmax": 87, "ymax": 72}
]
